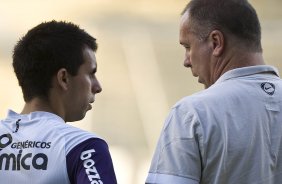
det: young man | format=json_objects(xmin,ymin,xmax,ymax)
[
  {"xmin": 0, "ymin": 21, "xmax": 117, "ymax": 184},
  {"xmin": 146, "ymin": 0, "xmax": 282, "ymax": 183}
]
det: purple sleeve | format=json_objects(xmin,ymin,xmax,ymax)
[{"xmin": 66, "ymin": 138, "xmax": 117, "ymax": 184}]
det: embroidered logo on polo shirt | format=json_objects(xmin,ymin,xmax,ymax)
[{"xmin": 261, "ymin": 82, "xmax": 275, "ymax": 95}]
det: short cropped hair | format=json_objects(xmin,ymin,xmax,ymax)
[
  {"xmin": 13, "ymin": 21, "xmax": 97, "ymax": 102},
  {"xmin": 182, "ymin": 0, "xmax": 262, "ymax": 52}
]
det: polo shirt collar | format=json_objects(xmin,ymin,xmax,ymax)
[{"xmin": 215, "ymin": 65, "xmax": 279, "ymax": 84}]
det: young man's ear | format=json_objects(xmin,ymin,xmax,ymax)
[
  {"xmin": 209, "ymin": 30, "xmax": 224, "ymax": 57},
  {"xmin": 56, "ymin": 68, "xmax": 69, "ymax": 90}
]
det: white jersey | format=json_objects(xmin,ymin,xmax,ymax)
[
  {"xmin": 0, "ymin": 110, "xmax": 117, "ymax": 184},
  {"xmin": 146, "ymin": 65, "xmax": 282, "ymax": 184}
]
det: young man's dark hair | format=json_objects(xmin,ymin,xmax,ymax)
[
  {"xmin": 13, "ymin": 20, "xmax": 97, "ymax": 102},
  {"xmin": 182, "ymin": 0, "xmax": 262, "ymax": 52}
]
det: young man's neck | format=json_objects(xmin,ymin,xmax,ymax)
[{"xmin": 21, "ymin": 97, "xmax": 63, "ymax": 118}]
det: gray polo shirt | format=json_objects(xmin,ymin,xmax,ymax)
[{"xmin": 146, "ymin": 65, "xmax": 282, "ymax": 184}]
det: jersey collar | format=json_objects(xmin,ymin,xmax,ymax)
[
  {"xmin": 215, "ymin": 65, "xmax": 279, "ymax": 84},
  {"xmin": 7, "ymin": 110, "xmax": 65, "ymax": 123}
]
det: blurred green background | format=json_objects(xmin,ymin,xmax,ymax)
[{"xmin": 0, "ymin": 0, "xmax": 282, "ymax": 183}]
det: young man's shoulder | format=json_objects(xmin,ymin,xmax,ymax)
[{"xmin": 50, "ymin": 121, "xmax": 102, "ymax": 154}]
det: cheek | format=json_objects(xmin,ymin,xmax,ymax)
[
  {"xmin": 80, "ymin": 77, "xmax": 92, "ymax": 91},
  {"xmin": 193, "ymin": 46, "xmax": 209, "ymax": 65},
  {"xmin": 73, "ymin": 78, "xmax": 92, "ymax": 102},
  {"xmin": 198, "ymin": 53, "xmax": 212, "ymax": 78}
]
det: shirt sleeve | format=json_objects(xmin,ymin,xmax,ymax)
[
  {"xmin": 146, "ymin": 106, "xmax": 203, "ymax": 184},
  {"xmin": 66, "ymin": 138, "xmax": 117, "ymax": 184}
]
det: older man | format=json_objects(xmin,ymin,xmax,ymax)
[{"xmin": 146, "ymin": 0, "xmax": 282, "ymax": 183}]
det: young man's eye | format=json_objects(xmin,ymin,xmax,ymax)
[
  {"xmin": 90, "ymin": 69, "xmax": 97, "ymax": 77},
  {"xmin": 90, "ymin": 72, "xmax": 95, "ymax": 77}
]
